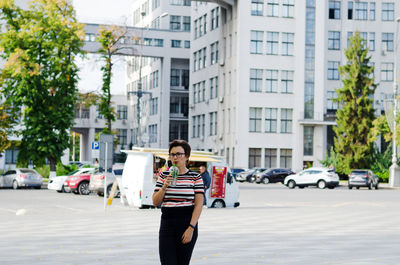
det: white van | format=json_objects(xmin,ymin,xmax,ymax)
[{"xmin": 121, "ymin": 148, "xmax": 240, "ymax": 209}]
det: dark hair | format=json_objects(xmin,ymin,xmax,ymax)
[{"xmin": 169, "ymin": 139, "xmax": 191, "ymax": 157}]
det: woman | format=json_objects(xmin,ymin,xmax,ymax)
[{"xmin": 153, "ymin": 140, "xmax": 204, "ymax": 265}]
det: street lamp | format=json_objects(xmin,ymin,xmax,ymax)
[{"xmin": 389, "ymin": 17, "xmax": 400, "ymax": 187}]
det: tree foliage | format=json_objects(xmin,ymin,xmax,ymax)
[
  {"xmin": 0, "ymin": 0, "xmax": 84, "ymax": 171},
  {"xmin": 0, "ymin": 102, "xmax": 18, "ymax": 152},
  {"xmin": 333, "ymin": 32, "xmax": 376, "ymax": 175}
]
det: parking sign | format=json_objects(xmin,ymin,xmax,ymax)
[
  {"xmin": 92, "ymin": 141, "xmax": 100, "ymax": 158},
  {"xmin": 92, "ymin": 141, "xmax": 99, "ymax": 150}
]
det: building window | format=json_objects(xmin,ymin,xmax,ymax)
[
  {"xmin": 170, "ymin": 0, "xmax": 190, "ymax": 6},
  {"xmin": 249, "ymin": 107, "xmax": 262, "ymax": 132},
  {"xmin": 5, "ymin": 149, "xmax": 18, "ymax": 164},
  {"xmin": 329, "ymin": 1, "xmax": 341, "ymax": 19},
  {"xmin": 170, "ymin": 69, "xmax": 180, "ymax": 86},
  {"xmin": 251, "ymin": 0, "xmax": 263, "ymax": 16},
  {"xmin": 250, "ymin": 69, "xmax": 263, "ymax": 92},
  {"xmin": 304, "ymin": 126, "xmax": 314, "ymax": 156},
  {"xmin": 265, "ymin": 148, "xmax": 277, "ymax": 168},
  {"xmin": 249, "ymin": 148, "xmax": 261, "ymax": 168},
  {"xmin": 96, "ymin": 106, "xmax": 103, "ymax": 119},
  {"xmin": 382, "ymin": 33, "xmax": 394, "ymax": 51},
  {"xmin": 170, "ymin": 15, "xmax": 181, "ymax": 31},
  {"xmin": 282, "ymin": 0, "xmax": 294, "ymax": 18},
  {"xmin": 266, "ymin": 31, "xmax": 279, "ymax": 55},
  {"xmin": 148, "ymin": 124, "xmax": 157, "ymax": 143},
  {"xmin": 81, "ymin": 107, "xmax": 90, "ymax": 119},
  {"xmin": 267, "ymin": 0, "xmax": 279, "ymax": 17},
  {"xmin": 369, "ymin": 2, "xmax": 375, "ymax": 20},
  {"xmin": 117, "ymin": 129, "xmax": 127, "ymax": 146},
  {"xmin": 348, "ymin": 1, "xmax": 353, "ymax": 19},
  {"xmin": 281, "ymin": 70, "xmax": 294, "ymax": 93},
  {"xmin": 369, "ymin": 32, "xmax": 375, "ymax": 51},
  {"xmin": 281, "ymin": 33, "xmax": 294, "ymax": 56},
  {"xmin": 183, "ymin": 16, "xmax": 190, "ymax": 31},
  {"xmin": 184, "ymin": 40, "xmax": 190, "ymax": 48},
  {"xmin": 211, "ymin": 7, "xmax": 219, "ymax": 30},
  {"xmin": 117, "ymin": 105, "xmax": 128, "ymax": 120},
  {"xmin": 152, "ymin": 0, "xmax": 160, "ymax": 10},
  {"xmin": 265, "ymin": 69, "xmax": 278, "ymax": 93},
  {"xmin": 327, "ymin": 91, "xmax": 338, "ymax": 111},
  {"xmin": 209, "ymin": 112, "xmax": 214, "ymax": 136},
  {"xmin": 171, "ymin": 40, "xmax": 182, "ymax": 48},
  {"xmin": 153, "ymin": 39, "xmax": 163, "ymax": 47},
  {"xmin": 150, "ymin": 97, "xmax": 158, "ymax": 115},
  {"xmin": 328, "ymin": 61, "xmax": 340, "ymax": 80},
  {"xmin": 265, "ymin": 108, "xmax": 277, "ymax": 133},
  {"xmin": 250, "ymin": 30, "xmax": 263, "ymax": 54},
  {"xmin": 181, "ymin": 70, "xmax": 189, "ymax": 89},
  {"xmin": 328, "ymin": 31, "xmax": 340, "ymax": 50},
  {"xmin": 280, "ymin": 108, "xmax": 292, "ymax": 133},
  {"xmin": 355, "ymin": 2, "xmax": 368, "ymax": 20},
  {"xmin": 382, "ymin": 2, "xmax": 394, "ymax": 21},
  {"xmin": 210, "ymin": 42, "xmax": 216, "ymax": 65},
  {"xmin": 209, "ymin": 78, "xmax": 214, "ymax": 99},
  {"xmin": 381, "ymin": 62, "xmax": 394, "ymax": 81},
  {"xmin": 193, "ymin": 52, "xmax": 197, "ymax": 71},
  {"xmin": 280, "ymin": 149, "xmax": 292, "ymax": 168}
]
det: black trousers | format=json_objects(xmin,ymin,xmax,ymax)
[{"xmin": 159, "ymin": 206, "xmax": 198, "ymax": 265}]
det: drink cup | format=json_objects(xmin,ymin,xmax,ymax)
[{"xmin": 170, "ymin": 165, "xmax": 178, "ymax": 186}]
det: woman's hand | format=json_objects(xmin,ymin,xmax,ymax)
[
  {"xmin": 162, "ymin": 175, "xmax": 173, "ymax": 190},
  {"xmin": 181, "ymin": 226, "xmax": 194, "ymax": 244}
]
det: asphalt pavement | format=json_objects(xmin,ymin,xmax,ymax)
[{"xmin": 0, "ymin": 183, "xmax": 400, "ymax": 265}]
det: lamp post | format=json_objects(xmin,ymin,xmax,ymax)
[{"xmin": 389, "ymin": 17, "xmax": 400, "ymax": 187}]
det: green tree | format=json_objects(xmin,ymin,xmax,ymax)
[
  {"xmin": 0, "ymin": 0, "xmax": 84, "ymax": 174},
  {"xmin": 333, "ymin": 32, "xmax": 376, "ymax": 175},
  {"xmin": 0, "ymin": 102, "xmax": 18, "ymax": 152}
]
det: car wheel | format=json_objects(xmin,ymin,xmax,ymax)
[
  {"xmin": 78, "ymin": 182, "xmax": 90, "ymax": 195},
  {"xmin": 368, "ymin": 182, "xmax": 373, "ymax": 190},
  {"xmin": 249, "ymin": 176, "xmax": 256, "ymax": 183},
  {"xmin": 12, "ymin": 180, "xmax": 19, "ymax": 190},
  {"xmin": 262, "ymin": 177, "xmax": 270, "ymax": 184},
  {"xmin": 375, "ymin": 183, "xmax": 379, "ymax": 190},
  {"xmin": 287, "ymin": 180, "xmax": 296, "ymax": 189},
  {"xmin": 317, "ymin": 180, "xmax": 327, "ymax": 189},
  {"xmin": 348, "ymin": 186, "xmax": 353, "ymax": 189},
  {"xmin": 356, "ymin": 187, "xmax": 360, "ymax": 189},
  {"xmin": 211, "ymin": 199, "xmax": 225, "ymax": 208}
]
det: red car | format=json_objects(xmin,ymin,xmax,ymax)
[{"xmin": 65, "ymin": 173, "xmax": 92, "ymax": 195}]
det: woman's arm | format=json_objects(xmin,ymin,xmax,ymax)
[
  {"xmin": 181, "ymin": 193, "xmax": 203, "ymax": 244},
  {"xmin": 152, "ymin": 176, "xmax": 172, "ymax": 206}
]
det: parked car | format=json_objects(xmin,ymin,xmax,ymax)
[
  {"xmin": 89, "ymin": 164, "xmax": 123, "ymax": 197},
  {"xmin": 68, "ymin": 161, "xmax": 91, "ymax": 168},
  {"xmin": 48, "ymin": 168, "xmax": 95, "ymax": 193},
  {"xmin": 348, "ymin": 169, "xmax": 379, "ymax": 190},
  {"xmin": 230, "ymin": 168, "xmax": 246, "ymax": 180},
  {"xmin": 236, "ymin": 168, "xmax": 267, "ymax": 183},
  {"xmin": 0, "ymin": 168, "xmax": 43, "ymax": 189},
  {"xmin": 255, "ymin": 168, "xmax": 294, "ymax": 184},
  {"xmin": 284, "ymin": 167, "xmax": 339, "ymax": 189},
  {"xmin": 65, "ymin": 172, "xmax": 95, "ymax": 195}
]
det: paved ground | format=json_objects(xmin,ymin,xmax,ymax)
[{"xmin": 1, "ymin": 183, "xmax": 400, "ymax": 265}]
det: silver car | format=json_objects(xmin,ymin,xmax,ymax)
[{"xmin": 0, "ymin": 168, "xmax": 43, "ymax": 189}]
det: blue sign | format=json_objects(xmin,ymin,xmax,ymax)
[{"xmin": 92, "ymin": 141, "xmax": 99, "ymax": 150}]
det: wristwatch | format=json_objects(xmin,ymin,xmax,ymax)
[{"xmin": 188, "ymin": 224, "xmax": 196, "ymax": 229}]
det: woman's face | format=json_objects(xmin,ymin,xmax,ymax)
[{"xmin": 169, "ymin": 146, "xmax": 188, "ymax": 167}]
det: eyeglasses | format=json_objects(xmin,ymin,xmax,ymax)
[{"xmin": 169, "ymin": 152, "xmax": 186, "ymax": 158}]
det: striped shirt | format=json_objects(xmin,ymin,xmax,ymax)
[{"xmin": 154, "ymin": 170, "xmax": 204, "ymax": 207}]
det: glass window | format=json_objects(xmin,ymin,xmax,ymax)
[
  {"xmin": 281, "ymin": 70, "xmax": 294, "ymax": 93},
  {"xmin": 117, "ymin": 105, "xmax": 128, "ymax": 120},
  {"xmin": 251, "ymin": 0, "xmax": 264, "ymax": 16},
  {"xmin": 327, "ymin": 91, "xmax": 338, "ymax": 111},
  {"xmin": 329, "ymin": 1, "xmax": 341, "ymax": 19},
  {"xmin": 328, "ymin": 61, "xmax": 340, "ymax": 80},
  {"xmin": 181, "ymin": 70, "xmax": 189, "ymax": 89},
  {"xmin": 249, "ymin": 148, "xmax": 261, "ymax": 168},
  {"xmin": 264, "ymin": 148, "xmax": 277, "ymax": 168},
  {"xmin": 267, "ymin": 0, "xmax": 279, "ymax": 17},
  {"xmin": 117, "ymin": 129, "xmax": 127, "ymax": 146},
  {"xmin": 184, "ymin": 40, "xmax": 190, "ymax": 48},
  {"xmin": 381, "ymin": 62, "xmax": 394, "ymax": 81},
  {"xmin": 369, "ymin": 32, "xmax": 375, "ymax": 51},
  {"xmin": 328, "ymin": 31, "xmax": 340, "ymax": 50},
  {"xmin": 348, "ymin": 1, "xmax": 353, "ymax": 19},
  {"xmin": 369, "ymin": 2, "xmax": 375, "ymax": 20},
  {"xmin": 382, "ymin": 33, "xmax": 394, "ymax": 51},
  {"xmin": 148, "ymin": 124, "xmax": 157, "ymax": 143},
  {"xmin": 280, "ymin": 149, "xmax": 292, "ymax": 168},
  {"xmin": 355, "ymin": 2, "xmax": 368, "ymax": 20},
  {"xmin": 250, "ymin": 69, "xmax": 263, "ymax": 92},
  {"xmin": 150, "ymin": 97, "xmax": 158, "ymax": 115},
  {"xmin": 265, "ymin": 108, "xmax": 277, "ymax": 133},
  {"xmin": 281, "ymin": 33, "xmax": 294, "ymax": 56},
  {"xmin": 250, "ymin": 30, "xmax": 263, "ymax": 54},
  {"xmin": 170, "ymin": 69, "xmax": 180, "ymax": 86},
  {"xmin": 303, "ymin": 126, "xmax": 314, "ymax": 156},
  {"xmin": 265, "ymin": 70, "xmax": 278, "ymax": 93},
  {"xmin": 209, "ymin": 112, "xmax": 214, "ymax": 136},
  {"xmin": 5, "ymin": 149, "xmax": 18, "ymax": 164},
  {"xmin": 183, "ymin": 16, "xmax": 190, "ymax": 31},
  {"xmin": 171, "ymin": 40, "xmax": 182, "ymax": 48},
  {"xmin": 382, "ymin": 2, "xmax": 394, "ymax": 21},
  {"xmin": 280, "ymin": 108, "xmax": 292, "ymax": 133},
  {"xmin": 266, "ymin": 31, "xmax": 279, "ymax": 55},
  {"xmin": 153, "ymin": 38, "xmax": 163, "ymax": 47},
  {"xmin": 249, "ymin": 107, "xmax": 262, "ymax": 132},
  {"xmin": 170, "ymin": 15, "xmax": 181, "ymax": 31},
  {"xmin": 282, "ymin": 0, "xmax": 294, "ymax": 18}
]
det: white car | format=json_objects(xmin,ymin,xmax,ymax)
[
  {"xmin": 284, "ymin": 167, "xmax": 339, "ymax": 189},
  {"xmin": 48, "ymin": 168, "xmax": 96, "ymax": 193}
]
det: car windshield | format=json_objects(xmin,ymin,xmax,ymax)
[
  {"xmin": 351, "ymin": 171, "xmax": 368, "ymax": 175},
  {"xmin": 114, "ymin": 169, "xmax": 123, "ymax": 175},
  {"xmin": 68, "ymin": 170, "xmax": 80, "ymax": 176},
  {"xmin": 20, "ymin": 169, "xmax": 36, "ymax": 174},
  {"xmin": 327, "ymin": 170, "xmax": 335, "ymax": 173}
]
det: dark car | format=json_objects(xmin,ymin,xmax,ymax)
[
  {"xmin": 255, "ymin": 168, "xmax": 294, "ymax": 184},
  {"xmin": 348, "ymin": 169, "xmax": 379, "ymax": 190},
  {"xmin": 236, "ymin": 168, "xmax": 267, "ymax": 183}
]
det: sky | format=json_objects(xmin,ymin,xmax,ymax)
[{"xmin": 72, "ymin": 0, "xmax": 134, "ymax": 95}]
